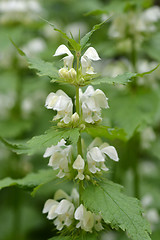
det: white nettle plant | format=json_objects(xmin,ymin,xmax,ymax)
[{"xmin": 42, "ymin": 43, "xmax": 120, "ymax": 235}]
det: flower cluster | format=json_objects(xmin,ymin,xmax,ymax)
[
  {"xmin": 44, "ymin": 137, "xmax": 119, "ymax": 181},
  {"xmin": 45, "ymin": 85, "xmax": 108, "ymax": 125},
  {"xmin": 54, "ymin": 44, "xmax": 100, "ymax": 80},
  {"xmin": 42, "ymin": 43, "xmax": 119, "ymax": 235},
  {"xmin": 43, "ymin": 189, "xmax": 103, "ymax": 232},
  {"xmin": 43, "ymin": 139, "xmax": 72, "ymax": 178},
  {"xmin": 108, "ymin": 6, "xmax": 160, "ymax": 40}
]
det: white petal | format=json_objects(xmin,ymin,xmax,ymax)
[
  {"xmin": 54, "ymin": 189, "xmax": 70, "ymax": 201},
  {"xmin": 94, "ymin": 89, "xmax": 109, "ymax": 108},
  {"xmin": 47, "ymin": 204, "xmax": 59, "ymax": 219},
  {"xmin": 75, "ymin": 171, "xmax": 85, "ymax": 180},
  {"xmin": 48, "ymin": 152, "xmax": 62, "ymax": 167},
  {"xmin": 56, "ymin": 170, "xmax": 66, "ymax": 178},
  {"xmin": 42, "ymin": 199, "xmax": 58, "ymax": 213},
  {"xmin": 100, "ymin": 162, "xmax": 109, "ymax": 171},
  {"xmin": 83, "ymin": 210, "xmax": 94, "ymax": 230},
  {"xmin": 74, "ymin": 204, "xmax": 85, "ymax": 220},
  {"xmin": 83, "ymin": 47, "xmax": 101, "ymax": 61},
  {"xmin": 88, "ymin": 137, "xmax": 102, "ymax": 150},
  {"xmin": 55, "ymin": 199, "xmax": 73, "ymax": 215},
  {"xmin": 101, "ymin": 146, "xmax": 119, "ymax": 161},
  {"xmin": 73, "ymin": 155, "xmax": 85, "ymax": 170},
  {"xmin": 43, "ymin": 146, "xmax": 55, "ymax": 158},
  {"xmin": 45, "ymin": 92, "xmax": 57, "ymax": 109},
  {"xmin": 88, "ymin": 147, "xmax": 105, "ymax": 162},
  {"xmin": 53, "ymin": 44, "xmax": 72, "ymax": 56},
  {"xmin": 84, "ymin": 85, "xmax": 95, "ymax": 96},
  {"xmin": 54, "ymin": 217, "xmax": 64, "ymax": 230},
  {"xmin": 63, "ymin": 55, "xmax": 74, "ymax": 69}
]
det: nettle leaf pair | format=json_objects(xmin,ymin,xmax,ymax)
[{"xmin": 0, "ymin": 21, "xmax": 153, "ymax": 240}]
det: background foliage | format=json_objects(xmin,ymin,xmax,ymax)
[{"xmin": 0, "ymin": 0, "xmax": 160, "ymax": 239}]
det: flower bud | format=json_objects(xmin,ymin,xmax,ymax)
[
  {"xmin": 71, "ymin": 112, "xmax": 79, "ymax": 123},
  {"xmin": 59, "ymin": 68, "xmax": 69, "ymax": 79},
  {"xmin": 68, "ymin": 68, "xmax": 77, "ymax": 79},
  {"xmin": 80, "ymin": 124, "xmax": 85, "ymax": 130}
]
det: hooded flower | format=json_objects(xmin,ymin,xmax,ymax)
[
  {"xmin": 73, "ymin": 155, "xmax": 85, "ymax": 180},
  {"xmin": 74, "ymin": 204, "xmax": 94, "ymax": 232},
  {"xmin": 45, "ymin": 89, "xmax": 73, "ymax": 124},
  {"xmin": 87, "ymin": 138, "xmax": 119, "ymax": 174},
  {"xmin": 43, "ymin": 199, "xmax": 75, "ymax": 230},
  {"xmin": 79, "ymin": 85, "xmax": 109, "ymax": 123},
  {"xmin": 43, "ymin": 139, "xmax": 72, "ymax": 178},
  {"xmin": 74, "ymin": 204, "xmax": 103, "ymax": 232},
  {"xmin": 53, "ymin": 44, "xmax": 74, "ymax": 69},
  {"xmin": 81, "ymin": 47, "xmax": 101, "ymax": 74}
]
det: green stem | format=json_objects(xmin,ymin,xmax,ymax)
[
  {"xmin": 76, "ymin": 86, "xmax": 80, "ymax": 115},
  {"xmin": 75, "ymin": 64, "xmax": 83, "ymax": 203}
]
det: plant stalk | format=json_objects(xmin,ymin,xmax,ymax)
[{"xmin": 75, "ymin": 54, "xmax": 83, "ymax": 203}]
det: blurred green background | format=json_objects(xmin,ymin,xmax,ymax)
[{"xmin": 0, "ymin": 0, "xmax": 160, "ymax": 239}]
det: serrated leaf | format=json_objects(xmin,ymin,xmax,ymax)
[
  {"xmin": 91, "ymin": 64, "xmax": 159, "ymax": 86},
  {"xmin": 0, "ymin": 169, "xmax": 57, "ymax": 193},
  {"xmin": 85, "ymin": 126, "xmax": 126, "ymax": 141},
  {"xmin": 27, "ymin": 57, "xmax": 59, "ymax": 79},
  {"xmin": 82, "ymin": 180, "xmax": 151, "ymax": 240},
  {"xmin": 80, "ymin": 20, "xmax": 108, "ymax": 50},
  {"xmin": 91, "ymin": 72, "xmax": 137, "ymax": 85},
  {"xmin": 0, "ymin": 127, "xmax": 80, "ymax": 155}
]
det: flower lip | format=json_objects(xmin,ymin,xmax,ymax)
[
  {"xmin": 83, "ymin": 47, "xmax": 101, "ymax": 61},
  {"xmin": 53, "ymin": 44, "xmax": 73, "ymax": 57}
]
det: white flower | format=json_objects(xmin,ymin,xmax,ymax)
[
  {"xmin": 74, "ymin": 204, "xmax": 94, "ymax": 232},
  {"xmin": 87, "ymin": 138, "xmax": 119, "ymax": 174},
  {"xmin": 73, "ymin": 155, "xmax": 85, "ymax": 180},
  {"xmin": 22, "ymin": 38, "xmax": 46, "ymax": 56},
  {"xmin": 146, "ymin": 209, "xmax": 159, "ymax": 225},
  {"xmin": 79, "ymin": 85, "xmax": 109, "ymax": 123},
  {"xmin": 43, "ymin": 199, "xmax": 74, "ymax": 230},
  {"xmin": 81, "ymin": 47, "xmax": 101, "ymax": 74},
  {"xmin": 53, "ymin": 44, "xmax": 74, "ymax": 69},
  {"xmin": 142, "ymin": 6, "xmax": 160, "ymax": 23},
  {"xmin": 45, "ymin": 90, "xmax": 73, "ymax": 124},
  {"xmin": 0, "ymin": 0, "xmax": 41, "ymax": 13},
  {"xmin": 43, "ymin": 139, "xmax": 72, "ymax": 178},
  {"xmin": 94, "ymin": 214, "xmax": 104, "ymax": 231}
]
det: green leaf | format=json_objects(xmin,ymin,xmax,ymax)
[
  {"xmin": 91, "ymin": 72, "xmax": 137, "ymax": 85},
  {"xmin": 80, "ymin": 20, "xmax": 108, "ymax": 50},
  {"xmin": 10, "ymin": 37, "xmax": 26, "ymax": 56},
  {"xmin": 27, "ymin": 57, "xmax": 59, "ymax": 80},
  {"xmin": 105, "ymin": 88, "xmax": 159, "ymax": 139},
  {"xmin": 85, "ymin": 125, "xmax": 126, "ymax": 141},
  {"xmin": 0, "ymin": 169, "xmax": 57, "ymax": 193},
  {"xmin": 0, "ymin": 127, "xmax": 80, "ymax": 155},
  {"xmin": 137, "ymin": 64, "xmax": 160, "ymax": 77},
  {"xmin": 91, "ymin": 64, "xmax": 159, "ymax": 86},
  {"xmin": 82, "ymin": 180, "xmax": 151, "ymax": 240}
]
